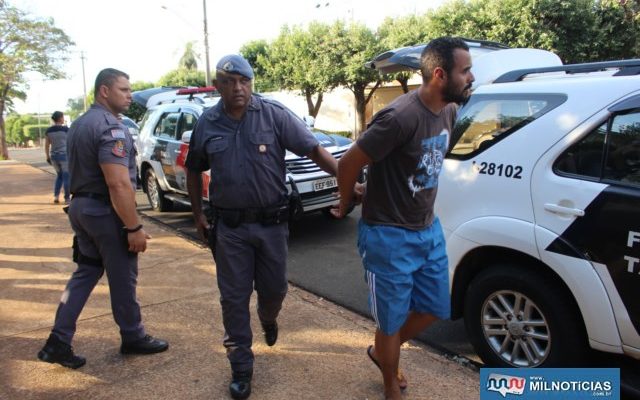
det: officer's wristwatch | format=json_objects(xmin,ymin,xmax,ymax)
[{"xmin": 123, "ymin": 224, "xmax": 143, "ymax": 233}]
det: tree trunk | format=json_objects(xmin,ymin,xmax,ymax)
[
  {"xmin": 0, "ymin": 85, "xmax": 9, "ymax": 160},
  {"xmin": 352, "ymin": 80, "xmax": 382, "ymax": 137},
  {"xmin": 398, "ymin": 77, "xmax": 409, "ymax": 93},
  {"xmin": 304, "ymin": 88, "xmax": 323, "ymax": 118}
]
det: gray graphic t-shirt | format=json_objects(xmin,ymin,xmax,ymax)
[{"xmin": 357, "ymin": 90, "xmax": 457, "ymax": 230}]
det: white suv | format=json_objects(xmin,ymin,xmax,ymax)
[
  {"xmin": 370, "ymin": 45, "xmax": 640, "ymax": 367},
  {"xmin": 134, "ymin": 87, "xmax": 355, "ymax": 217}
]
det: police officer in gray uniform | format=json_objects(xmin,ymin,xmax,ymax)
[
  {"xmin": 37, "ymin": 68, "xmax": 168, "ymax": 369},
  {"xmin": 186, "ymin": 55, "xmax": 341, "ymax": 400}
]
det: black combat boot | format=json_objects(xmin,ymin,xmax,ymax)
[
  {"xmin": 37, "ymin": 334, "xmax": 86, "ymax": 369},
  {"xmin": 261, "ymin": 321, "xmax": 278, "ymax": 347},
  {"xmin": 229, "ymin": 369, "xmax": 253, "ymax": 400}
]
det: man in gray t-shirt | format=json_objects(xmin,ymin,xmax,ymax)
[{"xmin": 334, "ymin": 37, "xmax": 475, "ymax": 400}]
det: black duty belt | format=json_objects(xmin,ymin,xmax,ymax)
[
  {"xmin": 213, "ymin": 204, "xmax": 289, "ymax": 227},
  {"xmin": 72, "ymin": 192, "xmax": 111, "ymax": 204}
]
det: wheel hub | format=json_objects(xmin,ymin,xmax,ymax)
[{"xmin": 507, "ymin": 321, "xmax": 526, "ymax": 338}]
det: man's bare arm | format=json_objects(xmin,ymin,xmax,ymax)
[
  {"xmin": 332, "ymin": 143, "xmax": 371, "ymax": 218},
  {"xmin": 187, "ymin": 169, "xmax": 209, "ymax": 242}
]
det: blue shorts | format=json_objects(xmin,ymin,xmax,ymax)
[{"xmin": 358, "ymin": 218, "xmax": 450, "ymax": 335}]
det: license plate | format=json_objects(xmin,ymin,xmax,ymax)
[{"xmin": 313, "ymin": 177, "xmax": 337, "ymax": 191}]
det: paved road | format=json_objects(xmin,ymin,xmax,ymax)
[{"xmin": 9, "ymin": 147, "xmax": 640, "ymax": 398}]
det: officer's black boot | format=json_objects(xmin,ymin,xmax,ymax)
[
  {"xmin": 229, "ymin": 369, "xmax": 253, "ymax": 400},
  {"xmin": 261, "ymin": 321, "xmax": 278, "ymax": 347},
  {"xmin": 37, "ymin": 333, "xmax": 86, "ymax": 369}
]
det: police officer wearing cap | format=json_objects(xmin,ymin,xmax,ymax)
[
  {"xmin": 37, "ymin": 68, "xmax": 168, "ymax": 369},
  {"xmin": 186, "ymin": 54, "xmax": 346, "ymax": 399}
]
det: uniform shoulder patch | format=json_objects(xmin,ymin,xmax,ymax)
[{"xmin": 112, "ymin": 139, "xmax": 126, "ymax": 157}]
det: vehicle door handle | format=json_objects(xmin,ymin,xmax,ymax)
[{"xmin": 544, "ymin": 203, "xmax": 585, "ymax": 217}]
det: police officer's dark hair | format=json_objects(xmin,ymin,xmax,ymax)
[
  {"xmin": 51, "ymin": 111, "xmax": 64, "ymax": 122},
  {"xmin": 94, "ymin": 68, "xmax": 129, "ymax": 95},
  {"xmin": 420, "ymin": 37, "xmax": 469, "ymax": 83}
]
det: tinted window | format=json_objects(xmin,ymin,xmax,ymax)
[
  {"xmin": 604, "ymin": 111, "xmax": 640, "ymax": 184},
  {"xmin": 154, "ymin": 112, "xmax": 180, "ymax": 139},
  {"xmin": 178, "ymin": 113, "xmax": 197, "ymax": 137},
  {"xmin": 450, "ymin": 94, "xmax": 566, "ymax": 158},
  {"xmin": 555, "ymin": 123, "xmax": 606, "ymax": 179},
  {"xmin": 555, "ymin": 110, "xmax": 640, "ymax": 186}
]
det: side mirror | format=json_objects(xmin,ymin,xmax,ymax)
[
  {"xmin": 303, "ymin": 115, "xmax": 315, "ymax": 128},
  {"xmin": 181, "ymin": 130, "xmax": 192, "ymax": 143}
]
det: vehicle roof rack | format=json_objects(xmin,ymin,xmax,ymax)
[{"xmin": 494, "ymin": 59, "xmax": 640, "ymax": 83}]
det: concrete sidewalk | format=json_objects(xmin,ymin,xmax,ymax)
[{"xmin": 0, "ymin": 160, "xmax": 479, "ymax": 400}]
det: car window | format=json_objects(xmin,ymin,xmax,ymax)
[
  {"xmin": 604, "ymin": 111, "xmax": 640, "ymax": 184},
  {"xmin": 555, "ymin": 109, "xmax": 640, "ymax": 186},
  {"xmin": 178, "ymin": 112, "xmax": 197, "ymax": 137},
  {"xmin": 154, "ymin": 112, "xmax": 180, "ymax": 139},
  {"xmin": 450, "ymin": 94, "xmax": 566, "ymax": 158},
  {"xmin": 138, "ymin": 109, "xmax": 153, "ymax": 131},
  {"xmin": 555, "ymin": 122, "xmax": 606, "ymax": 179}
]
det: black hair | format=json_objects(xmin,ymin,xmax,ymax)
[
  {"xmin": 51, "ymin": 111, "xmax": 64, "ymax": 122},
  {"xmin": 94, "ymin": 68, "xmax": 129, "ymax": 95},
  {"xmin": 420, "ymin": 37, "xmax": 469, "ymax": 83}
]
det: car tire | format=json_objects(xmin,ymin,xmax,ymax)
[
  {"xmin": 145, "ymin": 169, "xmax": 172, "ymax": 212},
  {"xmin": 463, "ymin": 264, "xmax": 588, "ymax": 368}
]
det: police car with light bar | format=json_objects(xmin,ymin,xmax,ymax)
[
  {"xmin": 134, "ymin": 86, "xmax": 355, "ymax": 217},
  {"xmin": 369, "ymin": 42, "xmax": 640, "ymax": 368}
]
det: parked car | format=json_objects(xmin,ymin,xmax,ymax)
[
  {"xmin": 119, "ymin": 115, "xmax": 140, "ymax": 140},
  {"xmin": 134, "ymin": 87, "xmax": 356, "ymax": 217},
  {"xmin": 369, "ymin": 42, "xmax": 640, "ymax": 367}
]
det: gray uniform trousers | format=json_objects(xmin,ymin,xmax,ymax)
[
  {"xmin": 214, "ymin": 220, "xmax": 289, "ymax": 373},
  {"xmin": 51, "ymin": 197, "xmax": 145, "ymax": 345}
]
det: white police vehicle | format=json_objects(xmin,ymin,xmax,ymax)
[
  {"xmin": 369, "ymin": 43, "xmax": 640, "ymax": 367},
  {"xmin": 134, "ymin": 87, "xmax": 354, "ymax": 217}
]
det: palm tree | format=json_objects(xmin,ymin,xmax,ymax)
[{"xmin": 179, "ymin": 41, "xmax": 199, "ymax": 70}]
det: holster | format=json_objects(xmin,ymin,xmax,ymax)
[
  {"xmin": 72, "ymin": 235, "xmax": 102, "ymax": 267},
  {"xmin": 288, "ymin": 176, "xmax": 304, "ymax": 222}
]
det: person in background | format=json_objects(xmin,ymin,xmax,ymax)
[
  {"xmin": 37, "ymin": 68, "xmax": 168, "ymax": 369},
  {"xmin": 332, "ymin": 37, "xmax": 474, "ymax": 400},
  {"xmin": 44, "ymin": 111, "xmax": 70, "ymax": 204}
]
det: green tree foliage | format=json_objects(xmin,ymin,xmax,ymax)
[
  {"xmin": 4, "ymin": 113, "xmax": 37, "ymax": 146},
  {"xmin": 378, "ymin": 14, "xmax": 431, "ymax": 93},
  {"xmin": 240, "ymin": 40, "xmax": 278, "ymax": 92},
  {"xmin": 126, "ymin": 81, "xmax": 155, "ymax": 122},
  {"xmin": 329, "ymin": 21, "xmax": 387, "ymax": 135},
  {"xmin": 179, "ymin": 41, "xmax": 199, "ymax": 70},
  {"xmin": 261, "ymin": 22, "xmax": 341, "ymax": 118},
  {"xmin": 426, "ymin": 0, "xmax": 639, "ymax": 63},
  {"xmin": 0, "ymin": 2, "xmax": 74, "ymax": 158},
  {"xmin": 66, "ymin": 96, "xmax": 84, "ymax": 120},
  {"xmin": 158, "ymin": 68, "xmax": 205, "ymax": 88}
]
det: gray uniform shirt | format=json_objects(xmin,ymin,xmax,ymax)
[
  {"xmin": 357, "ymin": 90, "xmax": 457, "ymax": 230},
  {"xmin": 67, "ymin": 103, "xmax": 137, "ymax": 195},
  {"xmin": 45, "ymin": 125, "xmax": 69, "ymax": 155},
  {"xmin": 185, "ymin": 95, "xmax": 319, "ymax": 209}
]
